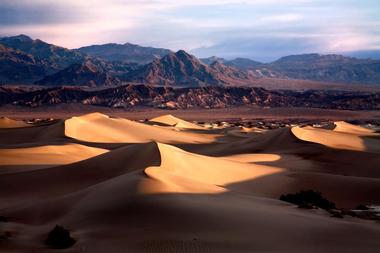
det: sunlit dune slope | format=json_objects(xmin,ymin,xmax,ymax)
[
  {"xmin": 291, "ymin": 125, "xmax": 380, "ymax": 152},
  {"xmin": 0, "ymin": 143, "xmax": 108, "ymax": 165},
  {"xmin": 333, "ymin": 121, "xmax": 379, "ymax": 136},
  {"xmin": 143, "ymin": 143, "xmax": 284, "ymax": 194},
  {"xmin": 65, "ymin": 112, "xmax": 218, "ymax": 143},
  {"xmin": 0, "ymin": 117, "xmax": 30, "ymax": 128}
]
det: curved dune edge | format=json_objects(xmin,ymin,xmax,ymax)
[
  {"xmin": 0, "ymin": 143, "xmax": 109, "ymax": 165},
  {"xmin": 291, "ymin": 125, "xmax": 380, "ymax": 152},
  {"xmin": 333, "ymin": 121, "xmax": 379, "ymax": 136},
  {"xmin": 142, "ymin": 143, "xmax": 284, "ymax": 194},
  {"xmin": 0, "ymin": 117, "xmax": 30, "ymax": 128},
  {"xmin": 150, "ymin": 114, "xmax": 205, "ymax": 130},
  {"xmin": 64, "ymin": 112, "xmax": 218, "ymax": 144}
]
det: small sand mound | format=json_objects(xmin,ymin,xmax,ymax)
[
  {"xmin": 333, "ymin": 121, "xmax": 378, "ymax": 136},
  {"xmin": 0, "ymin": 143, "xmax": 109, "ymax": 165},
  {"xmin": 65, "ymin": 113, "xmax": 216, "ymax": 144},
  {"xmin": 150, "ymin": 114, "xmax": 204, "ymax": 130},
  {"xmin": 0, "ymin": 117, "xmax": 30, "ymax": 128}
]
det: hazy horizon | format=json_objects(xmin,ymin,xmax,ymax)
[{"xmin": 1, "ymin": 0, "xmax": 380, "ymax": 62}]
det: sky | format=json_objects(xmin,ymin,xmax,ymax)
[{"xmin": 0, "ymin": 0, "xmax": 380, "ymax": 62}]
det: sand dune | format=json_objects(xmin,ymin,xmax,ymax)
[
  {"xmin": 0, "ymin": 117, "xmax": 30, "ymax": 128},
  {"xmin": 333, "ymin": 121, "xmax": 379, "ymax": 136},
  {"xmin": 0, "ymin": 120, "xmax": 65, "ymax": 147},
  {"xmin": 292, "ymin": 125, "xmax": 380, "ymax": 152},
  {"xmin": 1, "ymin": 114, "xmax": 380, "ymax": 253},
  {"xmin": 143, "ymin": 143, "xmax": 283, "ymax": 194},
  {"xmin": 65, "ymin": 112, "xmax": 218, "ymax": 143}
]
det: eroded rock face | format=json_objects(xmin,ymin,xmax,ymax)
[
  {"xmin": 1, "ymin": 84, "xmax": 379, "ymax": 110},
  {"xmin": 36, "ymin": 61, "xmax": 122, "ymax": 87}
]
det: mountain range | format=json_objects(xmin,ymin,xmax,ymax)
[{"xmin": 1, "ymin": 34, "xmax": 380, "ymax": 87}]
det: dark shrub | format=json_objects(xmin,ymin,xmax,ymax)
[
  {"xmin": 45, "ymin": 225, "xmax": 75, "ymax": 249},
  {"xmin": 0, "ymin": 231, "xmax": 12, "ymax": 241},
  {"xmin": 297, "ymin": 202, "xmax": 314, "ymax": 209},
  {"xmin": 280, "ymin": 190, "xmax": 336, "ymax": 210},
  {"xmin": 355, "ymin": 204, "xmax": 370, "ymax": 210},
  {"xmin": 329, "ymin": 210, "xmax": 344, "ymax": 218}
]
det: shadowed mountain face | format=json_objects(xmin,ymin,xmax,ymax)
[
  {"xmin": 268, "ymin": 54, "xmax": 380, "ymax": 84},
  {"xmin": 125, "ymin": 50, "xmax": 255, "ymax": 86},
  {"xmin": 0, "ymin": 35, "xmax": 84, "ymax": 71},
  {"xmin": 202, "ymin": 54, "xmax": 380, "ymax": 85},
  {"xmin": 77, "ymin": 43, "xmax": 172, "ymax": 64},
  {"xmin": 36, "ymin": 60, "xmax": 121, "ymax": 87},
  {"xmin": 0, "ymin": 44, "xmax": 47, "ymax": 83}
]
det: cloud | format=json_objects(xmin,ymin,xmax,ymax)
[{"xmin": 0, "ymin": 0, "xmax": 379, "ymax": 59}]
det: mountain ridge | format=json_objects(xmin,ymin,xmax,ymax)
[{"xmin": 77, "ymin": 42, "xmax": 171, "ymax": 64}]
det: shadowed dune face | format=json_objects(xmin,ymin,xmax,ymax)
[{"xmin": 0, "ymin": 113, "xmax": 380, "ymax": 253}]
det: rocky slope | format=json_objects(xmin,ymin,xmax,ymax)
[
  {"xmin": 268, "ymin": 54, "xmax": 380, "ymax": 84},
  {"xmin": 0, "ymin": 35, "xmax": 84, "ymax": 71},
  {"xmin": 125, "ymin": 50, "xmax": 256, "ymax": 86},
  {"xmin": 0, "ymin": 44, "xmax": 48, "ymax": 83},
  {"xmin": 1, "ymin": 84, "xmax": 379, "ymax": 110},
  {"xmin": 36, "ymin": 60, "xmax": 122, "ymax": 87}
]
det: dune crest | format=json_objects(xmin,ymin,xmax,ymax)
[{"xmin": 150, "ymin": 114, "xmax": 204, "ymax": 130}]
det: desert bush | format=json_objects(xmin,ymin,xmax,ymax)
[
  {"xmin": 355, "ymin": 204, "xmax": 370, "ymax": 210},
  {"xmin": 45, "ymin": 225, "xmax": 76, "ymax": 249},
  {"xmin": 280, "ymin": 190, "xmax": 336, "ymax": 210}
]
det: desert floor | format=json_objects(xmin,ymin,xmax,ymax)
[{"xmin": 0, "ymin": 110, "xmax": 380, "ymax": 252}]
